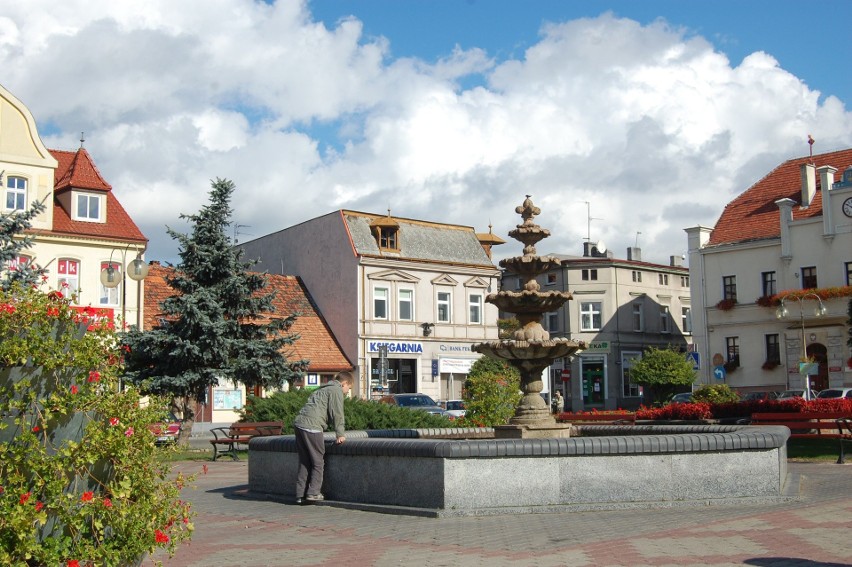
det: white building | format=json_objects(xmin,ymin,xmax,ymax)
[
  {"xmin": 503, "ymin": 242, "xmax": 693, "ymax": 411},
  {"xmin": 687, "ymin": 148, "xmax": 852, "ymax": 394},
  {"xmin": 1, "ymin": 83, "xmax": 148, "ymax": 327},
  {"xmin": 239, "ymin": 210, "xmax": 503, "ymax": 401}
]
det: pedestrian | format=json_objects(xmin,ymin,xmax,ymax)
[
  {"xmin": 552, "ymin": 390, "xmax": 563, "ymax": 413},
  {"xmin": 294, "ymin": 371, "xmax": 353, "ymax": 504}
]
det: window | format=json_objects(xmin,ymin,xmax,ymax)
[
  {"xmin": 765, "ymin": 334, "xmax": 780, "ymax": 365},
  {"xmin": 99, "ymin": 261, "xmax": 120, "ymax": 305},
  {"xmin": 726, "ymin": 336, "xmax": 740, "ymax": 368},
  {"xmin": 632, "ymin": 303, "xmax": 643, "ymax": 332},
  {"xmin": 631, "ymin": 271, "xmax": 642, "ymax": 282},
  {"xmin": 5, "ymin": 176, "xmax": 27, "ymax": 211},
  {"xmin": 580, "ymin": 301, "xmax": 602, "ymax": 331},
  {"xmin": 680, "ymin": 276, "xmax": 689, "ymax": 287},
  {"xmin": 659, "ymin": 306, "xmax": 670, "ymax": 333},
  {"xmin": 546, "ymin": 273, "xmax": 557, "ymax": 285},
  {"xmin": 398, "ymin": 289, "xmax": 413, "ymax": 321},
  {"xmin": 581, "ymin": 269, "xmax": 598, "ymax": 281},
  {"xmin": 546, "ymin": 312, "xmax": 558, "ymax": 332},
  {"xmin": 681, "ymin": 307, "xmax": 692, "ymax": 334},
  {"xmin": 846, "ymin": 262, "xmax": 852, "ymax": 286},
  {"xmin": 76, "ymin": 193, "xmax": 101, "ymax": 221},
  {"xmin": 379, "ymin": 227, "xmax": 398, "ymax": 250},
  {"xmin": 658, "ymin": 274, "xmax": 669, "ymax": 285},
  {"xmin": 762, "ymin": 271, "xmax": 776, "ymax": 297},
  {"xmin": 57, "ymin": 259, "xmax": 79, "ymax": 297},
  {"xmin": 801, "ymin": 266, "xmax": 817, "ymax": 289},
  {"xmin": 722, "ymin": 275, "xmax": 737, "ymax": 301},
  {"xmin": 373, "ymin": 287, "xmax": 388, "ymax": 319},
  {"xmin": 469, "ymin": 293, "xmax": 483, "ymax": 324},
  {"xmin": 437, "ymin": 291, "xmax": 452, "ymax": 323},
  {"xmin": 621, "ymin": 352, "xmax": 643, "ymax": 397}
]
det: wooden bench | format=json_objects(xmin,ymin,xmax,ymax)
[
  {"xmin": 751, "ymin": 412, "xmax": 852, "ymax": 464},
  {"xmin": 557, "ymin": 412, "xmax": 636, "ymax": 425},
  {"xmin": 209, "ymin": 421, "xmax": 284, "ymax": 461}
]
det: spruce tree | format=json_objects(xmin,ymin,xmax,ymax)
[
  {"xmin": 0, "ymin": 196, "xmax": 48, "ymax": 290},
  {"xmin": 122, "ymin": 178, "xmax": 306, "ymax": 433}
]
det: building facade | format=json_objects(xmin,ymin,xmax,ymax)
[
  {"xmin": 1, "ymin": 84, "xmax": 147, "ymax": 327},
  {"xmin": 503, "ymin": 242, "xmax": 693, "ymax": 411},
  {"xmin": 687, "ymin": 148, "xmax": 852, "ymax": 394},
  {"xmin": 239, "ymin": 210, "xmax": 503, "ymax": 401}
]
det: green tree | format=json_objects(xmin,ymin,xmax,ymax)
[
  {"xmin": 630, "ymin": 346, "xmax": 696, "ymax": 403},
  {"xmin": 0, "ymin": 196, "xmax": 48, "ymax": 290},
  {"xmin": 459, "ymin": 357, "xmax": 522, "ymax": 427},
  {"xmin": 122, "ymin": 179, "xmax": 306, "ymax": 440}
]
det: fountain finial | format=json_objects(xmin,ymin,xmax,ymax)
[{"xmin": 515, "ymin": 195, "xmax": 541, "ymax": 227}]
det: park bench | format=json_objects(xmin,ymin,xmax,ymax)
[
  {"xmin": 558, "ymin": 412, "xmax": 636, "ymax": 425},
  {"xmin": 209, "ymin": 421, "xmax": 284, "ymax": 461},
  {"xmin": 751, "ymin": 412, "xmax": 852, "ymax": 464}
]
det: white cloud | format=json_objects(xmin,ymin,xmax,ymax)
[{"xmin": 1, "ymin": 1, "xmax": 850, "ymax": 266}]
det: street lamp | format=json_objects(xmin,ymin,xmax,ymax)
[
  {"xmin": 99, "ymin": 245, "xmax": 149, "ymax": 331},
  {"xmin": 775, "ymin": 293, "xmax": 827, "ymax": 399}
]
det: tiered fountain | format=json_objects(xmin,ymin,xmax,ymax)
[{"xmin": 474, "ymin": 195, "xmax": 585, "ymax": 438}]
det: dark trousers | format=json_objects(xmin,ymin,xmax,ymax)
[{"xmin": 294, "ymin": 427, "xmax": 325, "ymax": 498}]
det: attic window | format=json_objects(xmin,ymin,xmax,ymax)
[
  {"xmin": 379, "ymin": 226, "xmax": 398, "ymax": 250},
  {"xmin": 74, "ymin": 192, "xmax": 104, "ymax": 222}
]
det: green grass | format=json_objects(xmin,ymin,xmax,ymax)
[{"xmin": 786, "ymin": 438, "xmax": 843, "ymax": 462}]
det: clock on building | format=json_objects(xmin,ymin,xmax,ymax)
[{"xmin": 843, "ymin": 196, "xmax": 852, "ymax": 217}]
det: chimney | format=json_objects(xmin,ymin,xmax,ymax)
[
  {"xmin": 627, "ymin": 247, "xmax": 641, "ymax": 261},
  {"xmin": 669, "ymin": 255, "xmax": 683, "ymax": 267},
  {"xmin": 800, "ymin": 163, "xmax": 816, "ymax": 207},
  {"xmin": 818, "ymin": 165, "xmax": 837, "ymax": 236},
  {"xmin": 775, "ymin": 198, "xmax": 795, "ymax": 259}
]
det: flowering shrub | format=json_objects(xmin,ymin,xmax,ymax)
[
  {"xmin": 0, "ymin": 283, "xmax": 193, "ymax": 566},
  {"xmin": 715, "ymin": 298, "xmax": 737, "ymax": 311},
  {"xmin": 636, "ymin": 402, "xmax": 713, "ymax": 420},
  {"xmin": 637, "ymin": 398, "xmax": 852, "ymax": 421}
]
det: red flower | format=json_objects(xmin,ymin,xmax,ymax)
[
  {"xmin": 155, "ymin": 529, "xmax": 170, "ymax": 544},
  {"xmin": 35, "ymin": 501, "xmax": 44, "ymax": 511},
  {"xmin": 103, "ymin": 498, "xmax": 113, "ymax": 508},
  {"xmin": 32, "ymin": 425, "xmax": 40, "ymax": 433},
  {"xmin": 88, "ymin": 371, "xmax": 100, "ymax": 383},
  {"xmin": 70, "ymin": 385, "xmax": 78, "ymax": 395},
  {"xmin": 124, "ymin": 427, "xmax": 134, "ymax": 437},
  {"xmin": 67, "ymin": 561, "xmax": 80, "ymax": 567},
  {"xmin": 81, "ymin": 491, "xmax": 94, "ymax": 502},
  {"xmin": 46, "ymin": 307, "xmax": 60, "ymax": 317},
  {"xmin": 47, "ymin": 290, "xmax": 63, "ymax": 301},
  {"xmin": 109, "ymin": 417, "xmax": 120, "ymax": 426},
  {"xmin": 19, "ymin": 492, "xmax": 31, "ymax": 505}
]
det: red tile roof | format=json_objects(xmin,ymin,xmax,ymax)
[
  {"xmin": 709, "ymin": 148, "xmax": 852, "ymax": 246},
  {"xmin": 41, "ymin": 148, "xmax": 146, "ymax": 243},
  {"xmin": 143, "ymin": 263, "xmax": 352, "ymax": 373}
]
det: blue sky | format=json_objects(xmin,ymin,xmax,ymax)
[{"xmin": 2, "ymin": 0, "xmax": 851, "ymax": 264}]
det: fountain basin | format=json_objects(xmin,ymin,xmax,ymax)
[{"xmin": 248, "ymin": 425, "xmax": 790, "ymax": 517}]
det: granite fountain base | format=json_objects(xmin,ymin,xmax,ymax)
[{"xmin": 248, "ymin": 424, "xmax": 791, "ymax": 517}]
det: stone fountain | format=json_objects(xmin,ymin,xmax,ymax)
[{"xmin": 473, "ymin": 195, "xmax": 584, "ymax": 437}]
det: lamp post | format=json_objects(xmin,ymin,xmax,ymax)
[
  {"xmin": 99, "ymin": 245, "xmax": 149, "ymax": 331},
  {"xmin": 775, "ymin": 293, "xmax": 827, "ymax": 399}
]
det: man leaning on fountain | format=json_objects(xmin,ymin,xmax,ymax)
[{"xmin": 293, "ymin": 371, "xmax": 353, "ymax": 504}]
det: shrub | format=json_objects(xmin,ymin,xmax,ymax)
[
  {"xmin": 0, "ymin": 283, "xmax": 192, "ymax": 566},
  {"xmin": 243, "ymin": 390, "xmax": 452, "ymax": 431},
  {"xmin": 691, "ymin": 384, "xmax": 740, "ymax": 404},
  {"xmin": 457, "ymin": 358, "xmax": 521, "ymax": 427}
]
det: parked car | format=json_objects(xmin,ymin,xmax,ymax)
[
  {"xmin": 442, "ymin": 400, "xmax": 466, "ymax": 418},
  {"xmin": 776, "ymin": 389, "xmax": 808, "ymax": 400},
  {"xmin": 379, "ymin": 393, "xmax": 449, "ymax": 416},
  {"xmin": 670, "ymin": 392, "xmax": 693, "ymax": 404},
  {"xmin": 148, "ymin": 413, "xmax": 181, "ymax": 445},
  {"xmin": 740, "ymin": 391, "xmax": 780, "ymax": 402},
  {"xmin": 815, "ymin": 388, "xmax": 852, "ymax": 400}
]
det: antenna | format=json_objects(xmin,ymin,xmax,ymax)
[
  {"xmin": 233, "ymin": 224, "xmax": 252, "ymax": 244},
  {"xmin": 808, "ymin": 134, "xmax": 815, "ymax": 161},
  {"xmin": 583, "ymin": 201, "xmax": 603, "ymax": 242}
]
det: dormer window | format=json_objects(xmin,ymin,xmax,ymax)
[
  {"xmin": 370, "ymin": 210, "xmax": 400, "ymax": 252},
  {"xmin": 74, "ymin": 192, "xmax": 103, "ymax": 222}
]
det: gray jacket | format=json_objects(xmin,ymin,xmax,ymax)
[{"xmin": 294, "ymin": 380, "xmax": 346, "ymax": 437}]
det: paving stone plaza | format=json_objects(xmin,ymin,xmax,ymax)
[{"xmin": 154, "ymin": 459, "xmax": 852, "ymax": 566}]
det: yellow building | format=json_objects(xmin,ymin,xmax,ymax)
[{"xmin": 1, "ymin": 83, "xmax": 148, "ymax": 328}]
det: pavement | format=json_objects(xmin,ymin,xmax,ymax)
[{"xmin": 151, "ymin": 457, "xmax": 852, "ymax": 567}]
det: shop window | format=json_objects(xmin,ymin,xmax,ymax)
[
  {"xmin": 621, "ymin": 352, "xmax": 643, "ymax": 397},
  {"xmin": 58, "ymin": 258, "xmax": 80, "ymax": 298}
]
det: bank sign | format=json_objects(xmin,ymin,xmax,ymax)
[{"xmin": 368, "ymin": 341, "xmax": 423, "ymax": 354}]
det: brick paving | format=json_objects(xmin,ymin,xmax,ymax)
[{"xmin": 153, "ymin": 460, "xmax": 852, "ymax": 566}]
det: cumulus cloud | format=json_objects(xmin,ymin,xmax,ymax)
[{"xmin": 1, "ymin": 1, "xmax": 850, "ymax": 266}]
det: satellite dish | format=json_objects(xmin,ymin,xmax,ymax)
[{"xmin": 595, "ymin": 240, "xmax": 607, "ymax": 254}]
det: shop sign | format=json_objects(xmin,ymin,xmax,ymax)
[
  {"xmin": 584, "ymin": 341, "xmax": 611, "ymax": 354},
  {"xmin": 368, "ymin": 341, "xmax": 423, "ymax": 354},
  {"xmin": 439, "ymin": 344, "xmax": 473, "ymax": 352},
  {"xmin": 439, "ymin": 358, "xmax": 475, "ymax": 373}
]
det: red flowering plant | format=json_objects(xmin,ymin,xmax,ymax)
[{"xmin": 0, "ymin": 283, "xmax": 194, "ymax": 566}]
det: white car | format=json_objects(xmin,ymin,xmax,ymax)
[
  {"xmin": 442, "ymin": 400, "xmax": 466, "ymax": 418},
  {"xmin": 815, "ymin": 388, "xmax": 852, "ymax": 399}
]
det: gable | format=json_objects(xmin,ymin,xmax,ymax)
[{"xmin": 368, "ymin": 269, "xmax": 421, "ymax": 283}]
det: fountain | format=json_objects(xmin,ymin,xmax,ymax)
[
  {"xmin": 473, "ymin": 195, "xmax": 584, "ymax": 437},
  {"xmin": 248, "ymin": 196, "xmax": 791, "ymax": 516}
]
